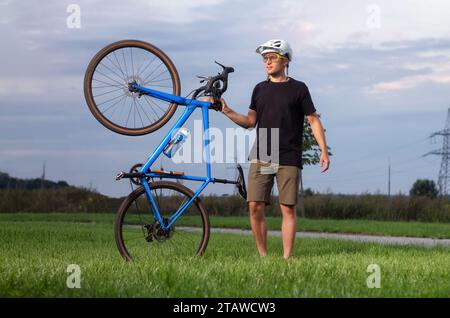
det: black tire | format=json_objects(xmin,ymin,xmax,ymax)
[
  {"xmin": 114, "ymin": 181, "xmax": 210, "ymax": 261},
  {"xmin": 84, "ymin": 40, "xmax": 181, "ymax": 136}
]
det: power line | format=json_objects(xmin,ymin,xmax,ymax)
[
  {"xmin": 305, "ymin": 157, "xmax": 439, "ymax": 184},
  {"xmin": 306, "ymin": 155, "xmax": 433, "ymax": 182},
  {"xmin": 311, "ymin": 139, "xmax": 431, "ymax": 181},
  {"xmin": 339, "ymin": 136, "xmax": 429, "ymax": 167},
  {"xmin": 306, "ymin": 171, "xmax": 388, "ymax": 183}
]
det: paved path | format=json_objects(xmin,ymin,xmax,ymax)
[{"xmin": 180, "ymin": 227, "xmax": 450, "ymax": 247}]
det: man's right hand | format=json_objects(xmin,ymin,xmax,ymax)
[
  {"xmin": 219, "ymin": 98, "xmax": 231, "ymax": 115},
  {"xmin": 200, "ymin": 97, "xmax": 231, "ymax": 115}
]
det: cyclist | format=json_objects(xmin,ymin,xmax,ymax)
[{"xmin": 209, "ymin": 39, "xmax": 330, "ymax": 259}]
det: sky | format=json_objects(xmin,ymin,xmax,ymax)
[{"xmin": 0, "ymin": 0, "xmax": 448, "ymax": 198}]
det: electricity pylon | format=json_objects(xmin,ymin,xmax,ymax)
[{"xmin": 424, "ymin": 108, "xmax": 450, "ymax": 197}]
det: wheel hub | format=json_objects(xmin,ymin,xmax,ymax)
[{"xmin": 125, "ymin": 76, "xmax": 144, "ymax": 98}]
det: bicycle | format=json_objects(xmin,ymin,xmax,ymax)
[{"xmin": 84, "ymin": 40, "xmax": 247, "ymax": 261}]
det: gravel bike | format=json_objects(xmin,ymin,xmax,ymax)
[{"xmin": 84, "ymin": 40, "xmax": 247, "ymax": 261}]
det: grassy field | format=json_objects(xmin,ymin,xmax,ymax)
[
  {"xmin": 2, "ymin": 213, "xmax": 450, "ymax": 238},
  {"xmin": 1, "ymin": 214, "xmax": 450, "ymax": 297}
]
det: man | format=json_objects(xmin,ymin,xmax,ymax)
[{"xmin": 210, "ymin": 39, "xmax": 330, "ymax": 259}]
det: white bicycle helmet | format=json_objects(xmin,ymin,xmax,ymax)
[{"xmin": 255, "ymin": 39, "xmax": 293, "ymax": 61}]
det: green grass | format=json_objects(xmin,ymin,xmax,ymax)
[
  {"xmin": 0, "ymin": 217, "xmax": 450, "ymax": 297},
  {"xmin": 1, "ymin": 213, "xmax": 450, "ymax": 239}
]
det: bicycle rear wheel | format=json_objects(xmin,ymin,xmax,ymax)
[
  {"xmin": 114, "ymin": 181, "xmax": 210, "ymax": 261},
  {"xmin": 84, "ymin": 40, "xmax": 181, "ymax": 135}
]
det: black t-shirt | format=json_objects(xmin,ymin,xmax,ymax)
[{"xmin": 248, "ymin": 77, "xmax": 316, "ymax": 169}]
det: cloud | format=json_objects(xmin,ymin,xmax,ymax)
[
  {"xmin": 0, "ymin": 149, "xmax": 124, "ymax": 157},
  {"xmin": 365, "ymin": 45, "xmax": 450, "ymax": 94},
  {"xmin": 368, "ymin": 71, "xmax": 450, "ymax": 94}
]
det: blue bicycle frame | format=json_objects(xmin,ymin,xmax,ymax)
[{"xmin": 129, "ymin": 84, "xmax": 236, "ymax": 231}]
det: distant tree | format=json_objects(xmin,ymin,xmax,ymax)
[
  {"xmin": 0, "ymin": 172, "xmax": 10, "ymax": 187},
  {"xmin": 409, "ymin": 179, "xmax": 438, "ymax": 199},
  {"xmin": 0, "ymin": 171, "xmax": 70, "ymax": 190},
  {"xmin": 303, "ymin": 113, "xmax": 333, "ymax": 167},
  {"xmin": 57, "ymin": 181, "xmax": 69, "ymax": 187},
  {"xmin": 304, "ymin": 187, "xmax": 315, "ymax": 197}
]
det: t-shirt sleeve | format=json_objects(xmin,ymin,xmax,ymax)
[
  {"xmin": 301, "ymin": 84, "xmax": 316, "ymax": 115},
  {"xmin": 249, "ymin": 85, "xmax": 258, "ymax": 111}
]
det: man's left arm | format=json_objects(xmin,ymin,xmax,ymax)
[{"xmin": 306, "ymin": 112, "xmax": 330, "ymax": 173}]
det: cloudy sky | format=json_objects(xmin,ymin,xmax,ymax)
[{"xmin": 1, "ymin": 0, "xmax": 448, "ymax": 197}]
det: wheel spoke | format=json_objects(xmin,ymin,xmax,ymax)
[
  {"xmin": 143, "ymin": 95, "xmax": 167, "ymax": 115},
  {"xmin": 130, "ymin": 47, "xmax": 135, "ymax": 75},
  {"xmin": 146, "ymin": 77, "xmax": 172, "ymax": 83},
  {"xmin": 136, "ymin": 55, "xmax": 157, "ymax": 78},
  {"xmin": 146, "ymin": 68, "xmax": 169, "ymax": 84},
  {"xmin": 97, "ymin": 92, "xmax": 126, "ymax": 107},
  {"xmin": 122, "ymin": 49, "xmax": 129, "ymax": 78},
  {"xmin": 102, "ymin": 95, "xmax": 127, "ymax": 114},
  {"xmin": 133, "ymin": 98, "xmax": 145, "ymax": 128},
  {"xmin": 94, "ymin": 70, "xmax": 124, "ymax": 87},
  {"xmin": 93, "ymin": 86, "xmax": 123, "ymax": 98},
  {"xmin": 99, "ymin": 61, "xmax": 126, "ymax": 83},
  {"xmin": 113, "ymin": 51, "xmax": 127, "ymax": 78},
  {"xmin": 92, "ymin": 83, "xmax": 123, "ymax": 89},
  {"xmin": 142, "ymin": 95, "xmax": 164, "ymax": 121},
  {"xmin": 125, "ymin": 98, "xmax": 133, "ymax": 127},
  {"xmin": 144, "ymin": 83, "xmax": 172, "ymax": 88},
  {"xmin": 92, "ymin": 78, "xmax": 123, "ymax": 88},
  {"xmin": 142, "ymin": 62, "xmax": 164, "ymax": 83},
  {"xmin": 136, "ymin": 98, "xmax": 154, "ymax": 124}
]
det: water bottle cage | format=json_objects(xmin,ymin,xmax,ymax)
[{"xmin": 163, "ymin": 129, "xmax": 189, "ymax": 158}]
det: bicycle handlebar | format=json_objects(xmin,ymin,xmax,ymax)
[{"xmin": 192, "ymin": 61, "xmax": 234, "ymax": 111}]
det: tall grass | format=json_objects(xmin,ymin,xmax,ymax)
[
  {"xmin": 203, "ymin": 193, "xmax": 450, "ymax": 222},
  {"xmin": 0, "ymin": 188, "xmax": 122, "ymax": 213},
  {"xmin": 302, "ymin": 194, "xmax": 450, "ymax": 222},
  {"xmin": 1, "ymin": 189, "xmax": 449, "ymax": 222}
]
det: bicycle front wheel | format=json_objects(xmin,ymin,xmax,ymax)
[
  {"xmin": 114, "ymin": 181, "xmax": 210, "ymax": 262},
  {"xmin": 84, "ymin": 40, "xmax": 181, "ymax": 135}
]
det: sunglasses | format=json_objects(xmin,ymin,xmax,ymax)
[{"xmin": 262, "ymin": 53, "xmax": 286, "ymax": 63}]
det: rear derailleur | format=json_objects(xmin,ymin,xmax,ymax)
[{"xmin": 143, "ymin": 218, "xmax": 174, "ymax": 242}]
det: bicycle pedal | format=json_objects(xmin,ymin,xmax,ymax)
[{"xmin": 236, "ymin": 164, "xmax": 247, "ymax": 200}]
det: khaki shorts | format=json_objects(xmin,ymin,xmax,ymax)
[{"xmin": 246, "ymin": 160, "xmax": 300, "ymax": 206}]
